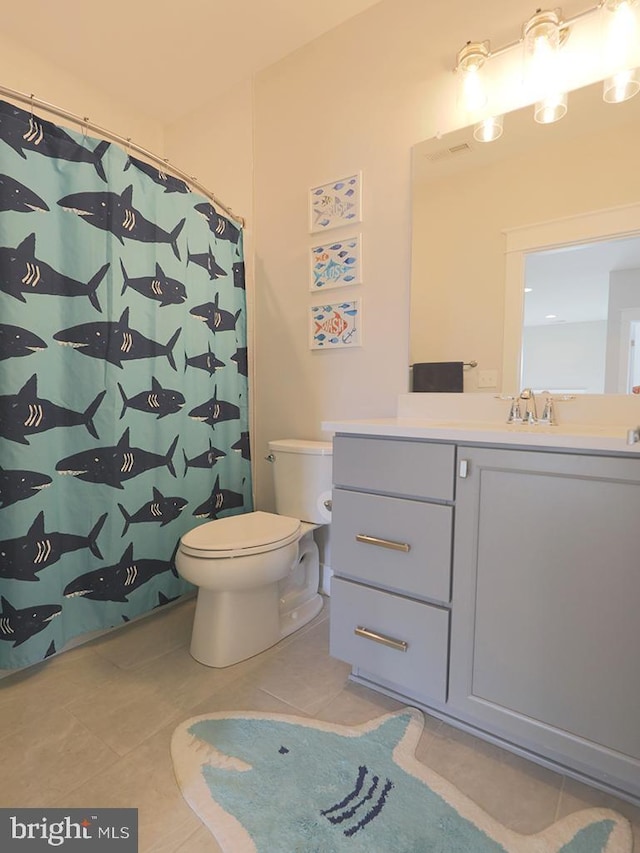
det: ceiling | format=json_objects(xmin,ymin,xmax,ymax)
[{"xmin": 1, "ymin": 0, "xmax": 384, "ymax": 123}]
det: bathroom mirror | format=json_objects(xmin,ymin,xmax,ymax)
[{"xmin": 410, "ymin": 79, "xmax": 640, "ymax": 394}]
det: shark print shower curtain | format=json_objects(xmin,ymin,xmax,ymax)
[{"xmin": 0, "ymin": 100, "xmax": 252, "ymax": 668}]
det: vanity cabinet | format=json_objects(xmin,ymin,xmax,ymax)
[
  {"xmin": 450, "ymin": 445, "xmax": 640, "ymax": 799},
  {"xmin": 329, "ymin": 435, "xmax": 455, "ymax": 705},
  {"xmin": 329, "ymin": 433, "xmax": 640, "ymax": 803}
]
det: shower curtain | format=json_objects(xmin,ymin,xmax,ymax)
[{"xmin": 0, "ymin": 100, "xmax": 252, "ymax": 669}]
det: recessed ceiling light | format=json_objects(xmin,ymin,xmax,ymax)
[
  {"xmin": 545, "ymin": 314, "xmax": 557, "ymax": 319},
  {"xmin": 524, "ymin": 287, "xmax": 533, "ymax": 293}
]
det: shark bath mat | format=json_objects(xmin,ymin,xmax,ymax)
[{"xmin": 170, "ymin": 708, "xmax": 632, "ymax": 853}]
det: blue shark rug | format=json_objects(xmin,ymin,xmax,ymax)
[{"xmin": 170, "ymin": 708, "xmax": 632, "ymax": 853}]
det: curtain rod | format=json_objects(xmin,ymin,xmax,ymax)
[{"xmin": 0, "ymin": 83, "xmax": 245, "ymax": 227}]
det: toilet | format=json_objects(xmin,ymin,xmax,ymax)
[{"xmin": 176, "ymin": 438, "xmax": 333, "ymax": 667}]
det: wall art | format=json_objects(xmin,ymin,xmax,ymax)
[
  {"xmin": 309, "ymin": 173, "xmax": 361, "ymax": 233},
  {"xmin": 310, "ymin": 299, "xmax": 362, "ymax": 350},
  {"xmin": 310, "ymin": 235, "xmax": 362, "ymax": 292}
]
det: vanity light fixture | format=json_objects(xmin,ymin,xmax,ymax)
[
  {"xmin": 602, "ymin": 0, "xmax": 640, "ymax": 103},
  {"xmin": 456, "ymin": 41, "xmax": 490, "ymax": 112},
  {"xmin": 453, "ymin": 1, "xmax": 640, "ymax": 141},
  {"xmin": 523, "ymin": 9, "xmax": 570, "ymax": 124}
]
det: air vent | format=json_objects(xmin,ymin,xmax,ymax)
[{"xmin": 424, "ymin": 142, "xmax": 472, "ymax": 162}]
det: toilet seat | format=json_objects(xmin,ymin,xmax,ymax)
[{"xmin": 179, "ymin": 510, "xmax": 301, "ymax": 559}]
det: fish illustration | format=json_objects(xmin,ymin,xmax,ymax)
[
  {"xmin": 0, "ymin": 174, "xmax": 49, "ymax": 212},
  {"xmin": 55, "ymin": 428, "xmax": 179, "ymax": 489},
  {"xmin": 0, "ymin": 466, "xmax": 52, "ymax": 509},
  {"xmin": 0, "ymin": 233, "xmax": 107, "ymax": 311},
  {"xmin": 0, "ymin": 100, "xmax": 110, "ymax": 181},
  {"xmin": 0, "ymin": 324, "xmax": 47, "ymax": 360},
  {"xmin": 120, "ymin": 260, "xmax": 187, "ymax": 306},
  {"xmin": 314, "ymin": 310, "xmax": 349, "ymax": 337},
  {"xmin": 117, "ymin": 377, "xmax": 185, "ymax": 419},
  {"xmin": 0, "ymin": 596, "xmax": 61, "ymax": 648},
  {"xmin": 185, "ymin": 343, "xmax": 225, "ymax": 376},
  {"xmin": 58, "ymin": 185, "xmax": 185, "ymax": 260},
  {"xmin": 0, "ymin": 374, "xmax": 106, "ymax": 445},
  {"xmin": 183, "ymin": 440, "xmax": 226, "ymax": 475},
  {"xmin": 188, "ymin": 388, "xmax": 240, "ymax": 429},
  {"xmin": 193, "ymin": 475, "xmax": 245, "ymax": 519},
  {"xmin": 190, "ymin": 294, "xmax": 241, "ymax": 333},
  {"xmin": 0, "ymin": 511, "xmax": 107, "ymax": 582},
  {"xmin": 172, "ymin": 708, "xmax": 633, "ymax": 853},
  {"xmin": 232, "ymin": 261, "xmax": 245, "ymax": 289},
  {"xmin": 230, "ymin": 347, "xmax": 248, "ymax": 376},
  {"xmin": 64, "ymin": 542, "xmax": 177, "ymax": 602},
  {"xmin": 186, "ymin": 246, "xmax": 227, "ymax": 280},
  {"xmin": 123, "ymin": 155, "xmax": 190, "ymax": 193},
  {"xmin": 231, "ymin": 432, "xmax": 251, "ymax": 461},
  {"xmin": 53, "ymin": 307, "xmax": 181, "ymax": 370},
  {"xmin": 117, "ymin": 486, "xmax": 188, "ymax": 537},
  {"xmin": 194, "ymin": 202, "xmax": 241, "ymax": 244}
]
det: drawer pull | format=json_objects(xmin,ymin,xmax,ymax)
[
  {"xmin": 354, "ymin": 626, "xmax": 408, "ymax": 652},
  {"xmin": 355, "ymin": 533, "xmax": 410, "ymax": 553}
]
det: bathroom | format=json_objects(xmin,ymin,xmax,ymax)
[{"xmin": 1, "ymin": 0, "xmax": 639, "ymax": 849}]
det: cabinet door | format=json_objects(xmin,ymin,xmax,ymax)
[{"xmin": 450, "ymin": 447, "xmax": 640, "ymax": 796}]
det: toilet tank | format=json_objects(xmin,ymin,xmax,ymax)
[{"xmin": 268, "ymin": 439, "xmax": 333, "ymax": 524}]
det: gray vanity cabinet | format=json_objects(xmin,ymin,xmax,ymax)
[
  {"xmin": 329, "ymin": 435, "xmax": 455, "ymax": 705},
  {"xmin": 329, "ymin": 433, "xmax": 640, "ymax": 803},
  {"xmin": 450, "ymin": 446, "xmax": 640, "ymax": 799}
]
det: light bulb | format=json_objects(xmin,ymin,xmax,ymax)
[{"xmin": 473, "ymin": 115, "xmax": 504, "ymax": 142}]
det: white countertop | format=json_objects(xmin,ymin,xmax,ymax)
[{"xmin": 321, "ymin": 417, "xmax": 640, "ymax": 454}]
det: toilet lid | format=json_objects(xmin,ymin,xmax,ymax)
[{"xmin": 180, "ymin": 510, "xmax": 301, "ymax": 556}]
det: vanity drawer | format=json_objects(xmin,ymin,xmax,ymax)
[
  {"xmin": 330, "ymin": 577, "xmax": 449, "ymax": 703},
  {"xmin": 333, "ymin": 436, "xmax": 455, "ymax": 500},
  {"xmin": 332, "ymin": 488, "xmax": 452, "ymax": 602}
]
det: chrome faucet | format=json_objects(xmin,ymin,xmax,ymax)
[{"xmin": 519, "ymin": 388, "xmax": 537, "ymax": 424}]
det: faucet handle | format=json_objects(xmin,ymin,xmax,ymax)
[
  {"xmin": 494, "ymin": 394, "xmax": 523, "ymax": 423},
  {"xmin": 539, "ymin": 396, "xmax": 555, "ymax": 425},
  {"xmin": 538, "ymin": 393, "xmax": 576, "ymax": 425}
]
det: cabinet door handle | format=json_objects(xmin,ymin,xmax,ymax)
[
  {"xmin": 355, "ymin": 533, "xmax": 410, "ymax": 553},
  {"xmin": 354, "ymin": 626, "xmax": 408, "ymax": 652}
]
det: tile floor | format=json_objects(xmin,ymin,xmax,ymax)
[{"xmin": 0, "ymin": 595, "xmax": 637, "ymax": 852}]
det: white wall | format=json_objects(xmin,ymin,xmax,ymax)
[
  {"xmin": 246, "ymin": 0, "xmax": 626, "ymax": 509},
  {"xmin": 0, "ymin": 32, "xmax": 163, "ymax": 151},
  {"xmin": 522, "ymin": 321, "xmax": 607, "ymax": 394}
]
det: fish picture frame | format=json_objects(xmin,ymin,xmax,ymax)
[
  {"xmin": 309, "ymin": 173, "xmax": 362, "ymax": 233},
  {"xmin": 310, "ymin": 299, "xmax": 361, "ymax": 350},
  {"xmin": 310, "ymin": 234, "xmax": 362, "ymax": 292}
]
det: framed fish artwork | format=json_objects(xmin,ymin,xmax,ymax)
[
  {"xmin": 309, "ymin": 299, "xmax": 362, "ymax": 350},
  {"xmin": 310, "ymin": 234, "xmax": 362, "ymax": 292},
  {"xmin": 309, "ymin": 173, "xmax": 362, "ymax": 233}
]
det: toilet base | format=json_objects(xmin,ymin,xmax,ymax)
[
  {"xmin": 280, "ymin": 592, "xmax": 323, "ymax": 641},
  {"xmin": 190, "ymin": 584, "xmax": 282, "ymax": 668},
  {"xmin": 186, "ymin": 528, "xmax": 324, "ymax": 669}
]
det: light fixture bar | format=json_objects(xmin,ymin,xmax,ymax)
[{"xmin": 455, "ymin": 2, "xmax": 602, "ymax": 67}]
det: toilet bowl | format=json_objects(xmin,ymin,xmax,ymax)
[{"xmin": 176, "ymin": 438, "xmax": 332, "ymax": 668}]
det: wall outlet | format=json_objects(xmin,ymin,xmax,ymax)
[{"xmin": 478, "ymin": 369, "xmax": 498, "ymax": 388}]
